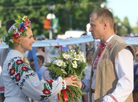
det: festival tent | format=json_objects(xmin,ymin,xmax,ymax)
[
  {"xmin": 0, "ymin": 35, "xmax": 96, "ymax": 80},
  {"xmin": 0, "ymin": 35, "xmax": 95, "ymax": 49},
  {"xmin": 0, "ymin": 35, "xmax": 138, "ymax": 79}
]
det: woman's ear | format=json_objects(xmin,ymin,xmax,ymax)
[{"xmin": 18, "ymin": 40, "xmax": 21, "ymax": 45}]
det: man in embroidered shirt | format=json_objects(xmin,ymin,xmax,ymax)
[{"xmin": 81, "ymin": 8, "xmax": 135, "ymax": 102}]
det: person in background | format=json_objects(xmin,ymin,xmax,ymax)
[
  {"xmin": 134, "ymin": 53, "xmax": 138, "ymax": 65},
  {"xmin": 0, "ymin": 49, "xmax": 9, "ymax": 102},
  {"xmin": 133, "ymin": 63, "xmax": 138, "ymax": 102},
  {"xmin": 81, "ymin": 8, "xmax": 135, "ymax": 102},
  {"xmin": 2, "ymin": 15, "xmax": 81, "ymax": 102},
  {"xmin": 82, "ymin": 48, "xmax": 95, "ymax": 102},
  {"xmin": 114, "ymin": 23, "xmax": 117, "ymax": 34}
]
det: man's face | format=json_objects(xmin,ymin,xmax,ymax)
[{"xmin": 89, "ymin": 13, "xmax": 104, "ymax": 40}]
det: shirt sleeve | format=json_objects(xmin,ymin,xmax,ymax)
[
  {"xmin": 8, "ymin": 56, "xmax": 66, "ymax": 101},
  {"xmin": 103, "ymin": 48, "xmax": 134, "ymax": 102},
  {"xmin": 81, "ymin": 78, "xmax": 90, "ymax": 92}
]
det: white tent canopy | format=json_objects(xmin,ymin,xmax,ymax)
[
  {"xmin": 0, "ymin": 35, "xmax": 95, "ymax": 49},
  {"xmin": 0, "ymin": 35, "xmax": 138, "ymax": 49}
]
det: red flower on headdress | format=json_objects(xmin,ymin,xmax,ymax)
[
  {"xmin": 11, "ymin": 37, "xmax": 19, "ymax": 43},
  {"xmin": 20, "ymin": 28, "xmax": 24, "ymax": 33},
  {"xmin": 15, "ymin": 73, "xmax": 21, "ymax": 82},
  {"xmin": 24, "ymin": 22, "xmax": 30, "ymax": 27},
  {"xmin": 21, "ymin": 66, "xmax": 28, "ymax": 71},
  {"xmin": 13, "ymin": 33, "xmax": 20, "ymax": 39},
  {"xmin": 43, "ymin": 89, "xmax": 51, "ymax": 95},
  {"xmin": 16, "ymin": 60, "xmax": 23, "ymax": 65},
  {"xmin": 9, "ymin": 68, "xmax": 15, "ymax": 76},
  {"xmin": 26, "ymin": 18, "xmax": 29, "ymax": 22}
]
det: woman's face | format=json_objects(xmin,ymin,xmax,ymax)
[{"xmin": 19, "ymin": 29, "xmax": 35, "ymax": 52}]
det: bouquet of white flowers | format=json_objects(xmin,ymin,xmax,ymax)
[{"xmin": 45, "ymin": 49, "xmax": 86, "ymax": 102}]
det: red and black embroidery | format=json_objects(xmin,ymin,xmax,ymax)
[
  {"xmin": 15, "ymin": 73, "xmax": 21, "ymax": 82},
  {"xmin": 21, "ymin": 66, "xmax": 28, "ymax": 71},
  {"xmin": 16, "ymin": 60, "xmax": 23, "ymax": 65},
  {"xmin": 8, "ymin": 63, "xmax": 11, "ymax": 66},
  {"xmin": 9, "ymin": 68, "xmax": 15, "ymax": 76},
  {"xmin": 46, "ymin": 80, "xmax": 53, "ymax": 83},
  {"xmin": 43, "ymin": 89, "xmax": 51, "ymax": 95}
]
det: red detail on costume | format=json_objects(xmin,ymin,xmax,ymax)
[
  {"xmin": 109, "ymin": 95, "xmax": 118, "ymax": 102},
  {"xmin": 0, "ymin": 87, "xmax": 4, "ymax": 92},
  {"xmin": 93, "ymin": 42, "xmax": 106, "ymax": 69},
  {"xmin": 9, "ymin": 68, "xmax": 16, "ymax": 76},
  {"xmin": 16, "ymin": 60, "xmax": 23, "ymax": 65},
  {"xmin": 43, "ymin": 89, "xmax": 51, "ymax": 95},
  {"xmin": 8, "ymin": 63, "xmax": 11, "ymax": 66},
  {"xmin": 15, "ymin": 73, "xmax": 21, "ymax": 82},
  {"xmin": 46, "ymin": 80, "xmax": 53, "ymax": 83},
  {"xmin": 57, "ymin": 94, "xmax": 59, "ymax": 100},
  {"xmin": 102, "ymin": 54, "xmax": 107, "ymax": 60},
  {"xmin": 106, "ymin": 43, "xmax": 112, "ymax": 49},
  {"xmin": 28, "ymin": 74, "xmax": 31, "ymax": 76},
  {"xmin": 21, "ymin": 66, "xmax": 28, "ymax": 71},
  {"xmin": 62, "ymin": 81, "xmax": 64, "ymax": 84}
]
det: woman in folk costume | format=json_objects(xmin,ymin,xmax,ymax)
[{"xmin": 2, "ymin": 15, "xmax": 80, "ymax": 102}]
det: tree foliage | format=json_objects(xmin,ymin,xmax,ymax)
[{"xmin": 0, "ymin": 0, "xmax": 106, "ymax": 39}]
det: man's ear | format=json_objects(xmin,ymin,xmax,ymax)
[{"xmin": 103, "ymin": 21, "xmax": 108, "ymax": 30}]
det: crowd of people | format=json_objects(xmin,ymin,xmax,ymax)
[{"xmin": 0, "ymin": 8, "xmax": 138, "ymax": 102}]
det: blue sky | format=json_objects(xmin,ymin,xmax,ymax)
[{"xmin": 107, "ymin": 0, "xmax": 138, "ymax": 27}]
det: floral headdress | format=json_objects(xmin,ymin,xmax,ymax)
[{"xmin": 4, "ymin": 15, "xmax": 32, "ymax": 48}]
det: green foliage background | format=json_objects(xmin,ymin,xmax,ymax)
[
  {"xmin": 0, "ymin": 0, "xmax": 106, "ymax": 39},
  {"xmin": 0, "ymin": 0, "xmax": 135, "ymax": 39}
]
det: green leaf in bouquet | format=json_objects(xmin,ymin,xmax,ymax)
[{"xmin": 47, "ymin": 64, "xmax": 66, "ymax": 79}]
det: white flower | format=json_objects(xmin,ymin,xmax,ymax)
[
  {"xmin": 10, "ymin": 39, "xmax": 14, "ymax": 43},
  {"xmin": 75, "ymin": 55, "xmax": 80, "ymax": 60},
  {"xmin": 73, "ymin": 61, "xmax": 77, "ymax": 64},
  {"xmin": 56, "ymin": 60, "xmax": 63, "ymax": 67},
  {"xmin": 22, "ymin": 18, "xmax": 25, "ymax": 21},
  {"xmin": 63, "ymin": 53, "xmax": 70, "ymax": 59},
  {"xmin": 12, "ymin": 25, "xmax": 16, "ymax": 29},
  {"xmin": 82, "ymin": 58, "xmax": 86, "ymax": 62},
  {"xmin": 61, "ymin": 69, "xmax": 67, "ymax": 75},
  {"xmin": 62, "ymin": 62, "xmax": 66, "ymax": 67},
  {"xmin": 72, "ymin": 63, "xmax": 77, "ymax": 68}
]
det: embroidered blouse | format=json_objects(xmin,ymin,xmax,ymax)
[{"xmin": 2, "ymin": 50, "xmax": 66, "ymax": 102}]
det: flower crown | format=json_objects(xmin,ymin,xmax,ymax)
[{"xmin": 4, "ymin": 15, "xmax": 32, "ymax": 48}]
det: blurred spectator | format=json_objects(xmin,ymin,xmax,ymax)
[
  {"xmin": 135, "ymin": 53, "xmax": 138, "ymax": 65},
  {"xmin": 114, "ymin": 23, "xmax": 117, "ymax": 34},
  {"xmin": 35, "ymin": 47, "xmax": 45, "ymax": 58},
  {"xmin": 133, "ymin": 64, "xmax": 138, "ymax": 102},
  {"xmin": 0, "ymin": 49, "xmax": 9, "ymax": 102},
  {"xmin": 82, "ymin": 48, "xmax": 95, "ymax": 102}
]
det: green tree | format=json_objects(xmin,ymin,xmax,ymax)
[
  {"xmin": 0, "ymin": 0, "xmax": 106, "ymax": 39},
  {"xmin": 122, "ymin": 17, "xmax": 132, "ymax": 35}
]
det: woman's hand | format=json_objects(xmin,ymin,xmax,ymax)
[{"xmin": 64, "ymin": 75, "xmax": 82, "ymax": 88}]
